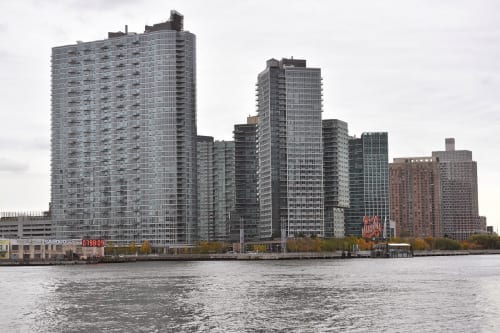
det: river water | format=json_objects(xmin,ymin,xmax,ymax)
[{"xmin": 1, "ymin": 255, "xmax": 499, "ymax": 332}]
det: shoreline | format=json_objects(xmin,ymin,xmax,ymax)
[{"xmin": 2, "ymin": 249, "xmax": 500, "ymax": 266}]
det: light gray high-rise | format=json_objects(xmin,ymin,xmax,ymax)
[
  {"xmin": 256, "ymin": 58, "xmax": 324, "ymax": 239},
  {"xmin": 51, "ymin": 11, "xmax": 197, "ymax": 248},
  {"xmin": 213, "ymin": 140, "xmax": 235, "ymax": 241},
  {"xmin": 432, "ymin": 138, "xmax": 483, "ymax": 240},
  {"xmin": 196, "ymin": 136, "xmax": 215, "ymax": 241}
]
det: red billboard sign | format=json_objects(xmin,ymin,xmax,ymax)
[{"xmin": 362, "ymin": 216, "xmax": 382, "ymax": 238}]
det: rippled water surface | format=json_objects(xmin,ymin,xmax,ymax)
[{"xmin": 1, "ymin": 256, "xmax": 500, "ymax": 332}]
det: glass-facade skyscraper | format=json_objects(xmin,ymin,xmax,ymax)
[
  {"xmin": 51, "ymin": 11, "xmax": 197, "ymax": 247},
  {"xmin": 345, "ymin": 132, "xmax": 389, "ymax": 237},
  {"xmin": 213, "ymin": 140, "xmax": 235, "ymax": 241},
  {"xmin": 256, "ymin": 58, "xmax": 324, "ymax": 239}
]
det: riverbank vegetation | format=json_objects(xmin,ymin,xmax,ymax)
[
  {"xmin": 393, "ymin": 234, "xmax": 500, "ymax": 251},
  {"xmin": 284, "ymin": 234, "xmax": 500, "ymax": 252},
  {"xmin": 102, "ymin": 234, "xmax": 500, "ymax": 255}
]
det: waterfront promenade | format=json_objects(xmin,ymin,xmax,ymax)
[{"xmin": 2, "ymin": 249, "xmax": 500, "ymax": 265}]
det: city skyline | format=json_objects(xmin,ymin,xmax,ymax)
[{"xmin": 0, "ymin": 0, "xmax": 498, "ymax": 228}]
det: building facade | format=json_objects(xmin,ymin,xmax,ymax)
[
  {"xmin": 322, "ymin": 119, "xmax": 349, "ymax": 238},
  {"xmin": 196, "ymin": 136, "xmax": 215, "ymax": 241},
  {"xmin": 232, "ymin": 116, "xmax": 259, "ymax": 242},
  {"xmin": 213, "ymin": 141, "xmax": 235, "ymax": 241},
  {"xmin": 0, "ymin": 211, "xmax": 53, "ymax": 239},
  {"xmin": 0, "ymin": 239, "xmax": 104, "ymax": 261},
  {"xmin": 432, "ymin": 138, "xmax": 483, "ymax": 240},
  {"xmin": 345, "ymin": 137, "xmax": 364, "ymax": 236},
  {"xmin": 389, "ymin": 157, "xmax": 441, "ymax": 238},
  {"xmin": 51, "ymin": 11, "xmax": 197, "ymax": 248},
  {"xmin": 345, "ymin": 132, "xmax": 389, "ymax": 237},
  {"xmin": 256, "ymin": 58, "xmax": 324, "ymax": 239}
]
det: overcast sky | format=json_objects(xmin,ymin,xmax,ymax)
[{"xmin": 1, "ymin": 0, "xmax": 499, "ymax": 228}]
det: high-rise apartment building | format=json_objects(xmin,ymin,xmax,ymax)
[
  {"xmin": 232, "ymin": 116, "xmax": 259, "ymax": 242},
  {"xmin": 213, "ymin": 140, "xmax": 235, "ymax": 241},
  {"xmin": 389, "ymin": 157, "xmax": 441, "ymax": 238},
  {"xmin": 345, "ymin": 132, "xmax": 389, "ymax": 237},
  {"xmin": 432, "ymin": 138, "xmax": 483, "ymax": 240},
  {"xmin": 256, "ymin": 58, "xmax": 324, "ymax": 239},
  {"xmin": 51, "ymin": 11, "xmax": 197, "ymax": 248},
  {"xmin": 345, "ymin": 136, "xmax": 364, "ymax": 236},
  {"xmin": 322, "ymin": 119, "xmax": 349, "ymax": 238},
  {"xmin": 196, "ymin": 136, "xmax": 215, "ymax": 241}
]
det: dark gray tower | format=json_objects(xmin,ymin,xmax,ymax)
[
  {"xmin": 232, "ymin": 116, "xmax": 259, "ymax": 242},
  {"xmin": 345, "ymin": 132, "xmax": 389, "ymax": 237},
  {"xmin": 322, "ymin": 119, "xmax": 350, "ymax": 238}
]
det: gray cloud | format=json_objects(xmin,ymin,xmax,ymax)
[{"xmin": 0, "ymin": 158, "xmax": 29, "ymax": 173}]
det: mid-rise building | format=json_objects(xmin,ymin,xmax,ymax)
[
  {"xmin": 432, "ymin": 138, "xmax": 483, "ymax": 240},
  {"xmin": 480, "ymin": 216, "xmax": 487, "ymax": 231},
  {"xmin": 0, "ymin": 211, "xmax": 53, "ymax": 239},
  {"xmin": 256, "ymin": 58, "xmax": 324, "ymax": 239},
  {"xmin": 232, "ymin": 116, "xmax": 259, "ymax": 242},
  {"xmin": 51, "ymin": 11, "xmax": 197, "ymax": 248},
  {"xmin": 196, "ymin": 136, "xmax": 215, "ymax": 241},
  {"xmin": 0, "ymin": 239, "xmax": 104, "ymax": 261},
  {"xmin": 322, "ymin": 119, "xmax": 349, "ymax": 238},
  {"xmin": 214, "ymin": 140, "xmax": 235, "ymax": 241},
  {"xmin": 389, "ymin": 157, "xmax": 441, "ymax": 238},
  {"xmin": 345, "ymin": 132, "xmax": 389, "ymax": 237}
]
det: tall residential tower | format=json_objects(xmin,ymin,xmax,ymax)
[
  {"xmin": 232, "ymin": 116, "xmax": 259, "ymax": 242},
  {"xmin": 51, "ymin": 11, "xmax": 197, "ymax": 248},
  {"xmin": 196, "ymin": 135, "xmax": 215, "ymax": 241},
  {"xmin": 389, "ymin": 157, "xmax": 441, "ymax": 238},
  {"xmin": 322, "ymin": 119, "xmax": 349, "ymax": 238},
  {"xmin": 432, "ymin": 138, "xmax": 483, "ymax": 240},
  {"xmin": 213, "ymin": 140, "xmax": 235, "ymax": 241},
  {"xmin": 345, "ymin": 132, "xmax": 389, "ymax": 237},
  {"xmin": 256, "ymin": 58, "xmax": 324, "ymax": 239}
]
